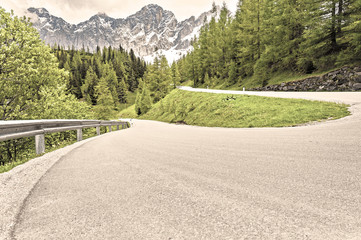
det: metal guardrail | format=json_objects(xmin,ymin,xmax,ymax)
[{"xmin": 0, "ymin": 120, "xmax": 129, "ymax": 154}]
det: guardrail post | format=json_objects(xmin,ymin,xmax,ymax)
[
  {"xmin": 108, "ymin": 126, "xmax": 112, "ymax": 132},
  {"xmin": 117, "ymin": 124, "xmax": 120, "ymax": 131},
  {"xmin": 96, "ymin": 126, "xmax": 100, "ymax": 136},
  {"xmin": 35, "ymin": 134, "xmax": 45, "ymax": 155},
  {"xmin": 77, "ymin": 129, "xmax": 83, "ymax": 142}
]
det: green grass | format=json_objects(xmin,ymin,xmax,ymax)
[
  {"xmin": 139, "ymin": 89, "xmax": 349, "ymax": 128},
  {"xmin": 118, "ymin": 104, "xmax": 138, "ymax": 118}
]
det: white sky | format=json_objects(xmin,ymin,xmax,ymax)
[{"xmin": 1, "ymin": 0, "xmax": 239, "ymax": 24}]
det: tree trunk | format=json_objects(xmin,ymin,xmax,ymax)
[
  {"xmin": 337, "ymin": 0, "xmax": 343, "ymax": 34},
  {"xmin": 331, "ymin": 0, "xmax": 337, "ymax": 51}
]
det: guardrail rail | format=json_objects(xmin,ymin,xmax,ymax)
[{"xmin": 0, "ymin": 120, "xmax": 129, "ymax": 154}]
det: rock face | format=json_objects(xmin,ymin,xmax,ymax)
[
  {"xmin": 250, "ymin": 67, "xmax": 361, "ymax": 92},
  {"xmin": 28, "ymin": 4, "xmax": 218, "ymax": 60}
]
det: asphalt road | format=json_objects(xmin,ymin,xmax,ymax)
[{"xmin": 11, "ymin": 91, "xmax": 361, "ymax": 240}]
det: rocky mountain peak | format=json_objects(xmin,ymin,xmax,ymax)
[
  {"xmin": 28, "ymin": 4, "xmax": 220, "ymax": 62},
  {"xmin": 96, "ymin": 12, "xmax": 108, "ymax": 17},
  {"xmin": 28, "ymin": 7, "xmax": 50, "ymax": 17}
]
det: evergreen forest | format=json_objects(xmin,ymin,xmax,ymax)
[
  {"xmin": 52, "ymin": 45, "xmax": 146, "ymax": 119},
  {"xmin": 177, "ymin": 0, "xmax": 361, "ymax": 88}
]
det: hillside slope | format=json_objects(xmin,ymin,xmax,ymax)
[{"xmin": 137, "ymin": 90, "xmax": 349, "ymax": 128}]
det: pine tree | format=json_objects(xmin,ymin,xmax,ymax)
[
  {"xmin": 94, "ymin": 77, "xmax": 114, "ymax": 120},
  {"xmin": 146, "ymin": 56, "xmax": 172, "ymax": 103},
  {"xmin": 70, "ymin": 51, "xmax": 83, "ymax": 97},
  {"xmin": 117, "ymin": 78, "xmax": 128, "ymax": 103},
  {"xmin": 234, "ymin": 0, "xmax": 266, "ymax": 77},
  {"xmin": 348, "ymin": 0, "xmax": 361, "ymax": 59},
  {"xmin": 140, "ymin": 86, "xmax": 152, "ymax": 115},
  {"xmin": 135, "ymin": 80, "xmax": 143, "ymax": 115},
  {"xmin": 204, "ymin": 73, "xmax": 211, "ymax": 88},
  {"xmin": 227, "ymin": 60, "xmax": 238, "ymax": 86},
  {"xmin": 337, "ymin": 0, "xmax": 361, "ymax": 63},
  {"xmin": 134, "ymin": 80, "xmax": 152, "ymax": 115},
  {"xmin": 81, "ymin": 67, "xmax": 98, "ymax": 105},
  {"xmin": 171, "ymin": 62, "xmax": 181, "ymax": 88},
  {"xmin": 299, "ymin": 0, "xmax": 350, "ymax": 70},
  {"xmin": 101, "ymin": 63, "xmax": 119, "ymax": 105}
]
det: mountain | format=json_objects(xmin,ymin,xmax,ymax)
[{"xmin": 28, "ymin": 4, "xmax": 219, "ymax": 62}]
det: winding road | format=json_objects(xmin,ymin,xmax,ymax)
[{"xmin": 4, "ymin": 89, "xmax": 361, "ymax": 239}]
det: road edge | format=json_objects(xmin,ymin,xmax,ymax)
[{"xmin": 0, "ymin": 135, "xmax": 102, "ymax": 240}]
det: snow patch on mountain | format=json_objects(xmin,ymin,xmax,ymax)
[{"xmin": 143, "ymin": 47, "xmax": 193, "ymax": 64}]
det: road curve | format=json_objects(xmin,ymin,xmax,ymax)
[{"xmin": 10, "ymin": 90, "xmax": 361, "ymax": 239}]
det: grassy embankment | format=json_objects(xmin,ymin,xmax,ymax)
[{"xmin": 119, "ymin": 89, "xmax": 349, "ymax": 128}]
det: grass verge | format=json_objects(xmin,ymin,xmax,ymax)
[{"xmin": 139, "ymin": 89, "xmax": 349, "ymax": 128}]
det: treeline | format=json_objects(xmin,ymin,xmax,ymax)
[
  {"xmin": 53, "ymin": 46, "xmax": 146, "ymax": 107},
  {"xmin": 135, "ymin": 56, "xmax": 181, "ymax": 115},
  {"xmin": 177, "ymin": 0, "xmax": 361, "ymax": 87}
]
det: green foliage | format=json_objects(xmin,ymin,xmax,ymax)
[
  {"xmin": 82, "ymin": 66, "xmax": 99, "ymax": 105},
  {"xmin": 227, "ymin": 60, "xmax": 238, "ymax": 86},
  {"xmin": 0, "ymin": 8, "xmax": 67, "ymax": 120},
  {"xmin": 118, "ymin": 104, "xmax": 138, "ymax": 118},
  {"xmin": 139, "ymin": 86, "xmax": 152, "ymax": 115},
  {"xmin": 117, "ymin": 78, "xmax": 128, "ymax": 103},
  {"xmin": 31, "ymin": 85, "xmax": 94, "ymax": 120},
  {"xmin": 337, "ymin": 0, "xmax": 361, "ymax": 64},
  {"xmin": 144, "ymin": 56, "xmax": 172, "ymax": 103},
  {"xmin": 0, "ymin": 8, "xmax": 97, "ymax": 167},
  {"xmin": 141, "ymin": 89, "xmax": 349, "ymax": 128},
  {"xmin": 171, "ymin": 62, "xmax": 181, "ymax": 88},
  {"xmin": 94, "ymin": 77, "xmax": 115, "ymax": 120},
  {"xmin": 177, "ymin": 0, "xmax": 361, "ymax": 88},
  {"xmin": 53, "ymin": 45, "xmax": 147, "ymax": 104},
  {"xmin": 135, "ymin": 80, "xmax": 152, "ymax": 115},
  {"xmin": 180, "ymin": 3, "xmax": 234, "ymax": 87}
]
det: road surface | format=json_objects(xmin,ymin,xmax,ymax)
[{"xmin": 7, "ymin": 90, "xmax": 361, "ymax": 239}]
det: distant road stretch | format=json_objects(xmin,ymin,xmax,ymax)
[
  {"xmin": 9, "ymin": 89, "xmax": 361, "ymax": 239},
  {"xmin": 178, "ymin": 86, "xmax": 361, "ymax": 104}
]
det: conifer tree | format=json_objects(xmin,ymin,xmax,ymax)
[
  {"xmin": 234, "ymin": 0, "xmax": 266, "ymax": 77},
  {"xmin": 81, "ymin": 67, "xmax": 98, "ymax": 105},
  {"xmin": 337, "ymin": 0, "xmax": 361, "ymax": 63},
  {"xmin": 94, "ymin": 77, "xmax": 114, "ymax": 120},
  {"xmin": 140, "ymin": 86, "xmax": 152, "ymax": 115},
  {"xmin": 101, "ymin": 63, "xmax": 119, "ymax": 105},
  {"xmin": 135, "ymin": 80, "xmax": 152, "ymax": 115},
  {"xmin": 204, "ymin": 73, "xmax": 211, "ymax": 88},
  {"xmin": 70, "ymin": 51, "xmax": 83, "ymax": 97},
  {"xmin": 227, "ymin": 60, "xmax": 238, "ymax": 86},
  {"xmin": 117, "ymin": 78, "xmax": 128, "ymax": 104},
  {"xmin": 171, "ymin": 62, "xmax": 181, "ymax": 88},
  {"xmin": 135, "ymin": 80, "xmax": 143, "ymax": 115},
  {"xmin": 145, "ymin": 56, "xmax": 172, "ymax": 102}
]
